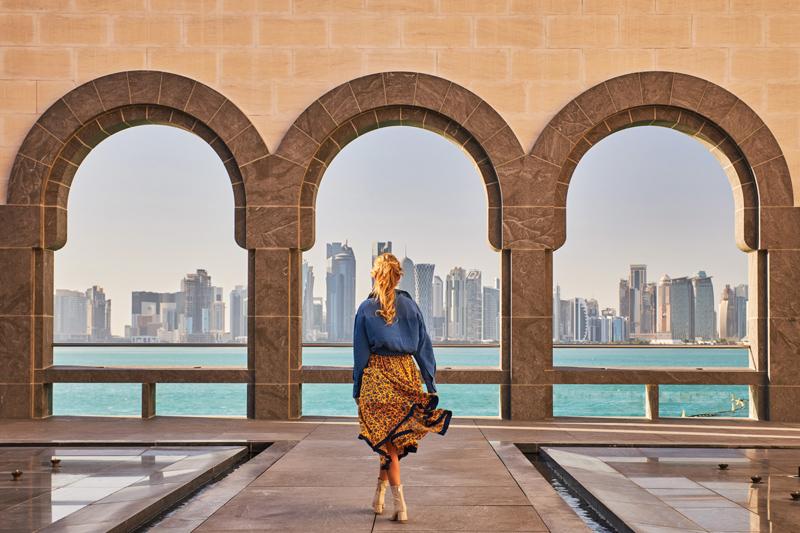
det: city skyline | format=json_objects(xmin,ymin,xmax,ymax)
[{"xmin": 57, "ymin": 122, "xmax": 746, "ymax": 336}]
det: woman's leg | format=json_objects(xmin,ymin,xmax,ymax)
[
  {"xmin": 383, "ymin": 440, "xmax": 401, "ymax": 486},
  {"xmin": 379, "ymin": 468, "xmax": 388, "ymax": 482}
]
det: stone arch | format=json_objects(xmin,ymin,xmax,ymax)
[
  {"xmin": 514, "ymin": 71, "xmax": 798, "ymax": 421},
  {"xmin": 5, "ymin": 70, "xmax": 266, "ymax": 250},
  {"xmin": 267, "ymin": 72, "xmax": 524, "ymax": 252},
  {"xmin": 522, "ymin": 72, "xmax": 792, "ymax": 253}
]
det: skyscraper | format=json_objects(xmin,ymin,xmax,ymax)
[
  {"xmin": 209, "ymin": 287, "xmax": 226, "ymax": 340},
  {"xmin": 619, "ymin": 279, "xmax": 630, "ymax": 320},
  {"xmin": 415, "ymin": 263, "xmax": 435, "ymax": 333},
  {"xmin": 182, "ymin": 269, "xmax": 215, "ymax": 342},
  {"xmin": 482, "ymin": 285, "xmax": 500, "ymax": 342},
  {"xmin": 230, "ymin": 285, "xmax": 247, "ymax": 342},
  {"xmin": 445, "ymin": 267, "xmax": 467, "ymax": 341},
  {"xmin": 572, "ymin": 297, "xmax": 588, "ymax": 342},
  {"xmin": 432, "ymin": 275, "xmax": 445, "ymax": 341},
  {"xmin": 553, "ymin": 285, "xmax": 561, "ymax": 342},
  {"xmin": 735, "ymin": 284, "xmax": 748, "ymax": 339},
  {"xmin": 398, "ymin": 251, "xmax": 415, "ymax": 300},
  {"xmin": 86, "ymin": 286, "xmax": 111, "ymax": 342},
  {"xmin": 628, "ymin": 265, "xmax": 646, "ymax": 334},
  {"xmin": 54, "ymin": 289, "xmax": 89, "ymax": 342},
  {"xmin": 670, "ymin": 277, "xmax": 695, "ymax": 341},
  {"xmin": 641, "ymin": 283, "xmax": 656, "ymax": 334},
  {"xmin": 657, "ymin": 275, "xmax": 671, "ymax": 334},
  {"xmin": 433, "ymin": 276, "xmax": 444, "ymax": 318},
  {"xmin": 719, "ymin": 284, "xmax": 736, "ymax": 339},
  {"xmin": 692, "ymin": 271, "xmax": 715, "ymax": 340},
  {"xmin": 371, "ymin": 242, "xmax": 392, "ymax": 269},
  {"xmin": 326, "ymin": 242, "xmax": 356, "ymax": 342},
  {"xmin": 302, "ymin": 261, "xmax": 315, "ymax": 341},
  {"xmin": 465, "ymin": 270, "xmax": 482, "ymax": 342},
  {"xmin": 371, "ymin": 242, "xmax": 392, "ymax": 288}
]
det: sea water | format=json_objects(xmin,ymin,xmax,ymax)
[{"xmin": 52, "ymin": 346, "xmax": 751, "ymax": 418}]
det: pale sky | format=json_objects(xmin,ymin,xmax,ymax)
[{"xmin": 58, "ymin": 123, "xmax": 746, "ymax": 336}]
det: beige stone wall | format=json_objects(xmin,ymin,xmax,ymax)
[{"xmin": 1, "ymin": 0, "xmax": 799, "ymax": 204}]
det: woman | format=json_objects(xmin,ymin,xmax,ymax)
[{"xmin": 353, "ymin": 253, "xmax": 452, "ymax": 522}]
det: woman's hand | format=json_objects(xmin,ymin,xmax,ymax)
[{"xmin": 355, "ymin": 397, "xmax": 360, "ymax": 406}]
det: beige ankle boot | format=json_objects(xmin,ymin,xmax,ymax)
[
  {"xmin": 372, "ymin": 478, "xmax": 389, "ymax": 514},
  {"xmin": 390, "ymin": 485, "xmax": 408, "ymax": 521}
]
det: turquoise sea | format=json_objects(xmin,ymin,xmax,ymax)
[{"xmin": 53, "ymin": 346, "xmax": 751, "ymax": 418}]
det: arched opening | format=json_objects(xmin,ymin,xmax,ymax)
[
  {"xmin": 300, "ymin": 125, "xmax": 501, "ymax": 418},
  {"xmin": 553, "ymin": 125, "xmax": 749, "ymax": 418},
  {"xmin": 52, "ymin": 125, "xmax": 248, "ymax": 416},
  {"xmin": 0, "ymin": 72, "xmax": 266, "ymax": 420},
  {"xmin": 526, "ymin": 72, "xmax": 794, "ymax": 422}
]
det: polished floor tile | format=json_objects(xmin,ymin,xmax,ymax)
[
  {"xmin": 545, "ymin": 446, "xmax": 800, "ymax": 533},
  {"xmin": 0, "ymin": 445, "xmax": 245, "ymax": 533}
]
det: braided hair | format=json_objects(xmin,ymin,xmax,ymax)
[{"xmin": 370, "ymin": 253, "xmax": 403, "ymax": 325}]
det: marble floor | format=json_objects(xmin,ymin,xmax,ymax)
[
  {"xmin": 542, "ymin": 446, "xmax": 800, "ymax": 532},
  {"xmin": 0, "ymin": 445, "xmax": 246, "ymax": 532},
  {"xmin": 1, "ymin": 416, "xmax": 800, "ymax": 531}
]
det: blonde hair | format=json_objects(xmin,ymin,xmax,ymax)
[{"xmin": 370, "ymin": 253, "xmax": 403, "ymax": 325}]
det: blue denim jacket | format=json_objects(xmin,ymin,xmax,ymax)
[{"xmin": 352, "ymin": 290, "xmax": 437, "ymax": 398}]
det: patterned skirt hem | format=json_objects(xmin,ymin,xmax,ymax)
[{"xmin": 358, "ymin": 394, "xmax": 453, "ymax": 470}]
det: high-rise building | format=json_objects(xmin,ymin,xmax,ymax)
[
  {"xmin": 482, "ymin": 285, "xmax": 500, "ymax": 342},
  {"xmin": 415, "ymin": 263, "xmax": 435, "ymax": 333},
  {"xmin": 719, "ymin": 284, "xmax": 737, "ymax": 339},
  {"xmin": 560, "ymin": 298, "xmax": 572, "ymax": 341},
  {"xmin": 465, "ymin": 270, "xmax": 482, "ymax": 342},
  {"xmin": 641, "ymin": 283, "xmax": 656, "ymax": 334},
  {"xmin": 209, "ymin": 287, "xmax": 225, "ymax": 341},
  {"xmin": 692, "ymin": 271, "xmax": 715, "ymax": 340},
  {"xmin": 670, "ymin": 277, "xmax": 695, "ymax": 341},
  {"xmin": 182, "ymin": 269, "xmax": 214, "ymax": 341},
  {"xmin": 86, "ymin": 286, "xmax": 111, "ymax": 342},
  {"xmin": 302, "ymin": 261, "xmax": 316, "ymax": 341},
  {"xmin": 553, "ymin": 285, "xmax": 561, "ymax": 342},
  {"xmin": 445, "ymin": 267, "xmax": 467, "ymax": 341},
  {"xmin": 572, "ymin": 297, "xmax": 588, "ymax": 342},
  {"xmin": 398, "ymin": 251, "xmax": 415, "ymax": 300},
  {"xmin": 128, "ymin": 290, "xmax": 181, "ymax": 341},
  {"xmin": 612, "ymin": 316, "xmax": 628, "ymax": 341},
  {"xmin": 657, "ymin": 275, "xmax": 671, "ymax": 334},
  {"xmin": 432, "ymin": 275, "xmax": 445, "ymax": 341},
  {"xmin": 735, "ymin": 284, "xmax": 748, "ymax": 339},
  {"xmin": 326, "ymin": 242, "xmax": 356, "ymax": 342},
  {"xmin": 618, "ymin": 279, "xmax": 630, "ymax": 319},
  {"xmin": 371, "ymin": 242, "xmax": 392, "ymax": 269},
  {"xmin": 371, "ymin": 242, "xmax": 392, "ymax": 288},
  {"xmin": 54, "ymin": 289, "xmax": 89, "ymax": 342},
  {"xmin": 433, "ymin": 276, "xmax": 444, "ymax": 318},
  {"xmin": 230, "ymin": 285, "xmax": 247, "ymax": 342},
  {"xmin": 628, "ymin": 265, "xmax": 646, "ymax": 334}
]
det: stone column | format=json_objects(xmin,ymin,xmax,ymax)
[
  {"xmin": 766, "ymin": 249, "xmax": 800, "ymax": 422},
  {"xmin": 247, "ymin": 247, "xmax": 299, "ymax": 419},
  {"xmin": 0, "ymin": 205, "xmax": 48, "ymax": 419},
  {"xmin": 747, "ymin": 250, "xmax": 767, "ymax": 420},
  {"xmin": 0, "ymin": 247, "xmax": 35, "ymax": 418},
  {"xmin": 508, "ymin": 249, "xmax": 553, "ymax": 420}
]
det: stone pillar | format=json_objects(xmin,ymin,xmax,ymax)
[
  {"xmin": 0, "ymin": 247, "xmax": 35, "ymax": 418},
  {"xmin": 499, "ymin": 250, "xmax": 511, "ymax": 419},
  {"xmin": 247, "ymin": 248, "xmax": 295, "ymax": 419},
  {"xmin": 766, "ymin": 249, "xmax": 800, "ymax": 422},
  {"xmin": 645, "ymin": 384, "xmax": 659, "ymax": 420},
  {"xmin": 142, "ymin": 383, "xmax": 156, "ymax": 419},
  {"xmin": 508, "ymin": 249, "xmax": 553, "ymax": 420},
  {"xmin": 748, "ymin": 250, "xmax": 768, "ymax": 420}
]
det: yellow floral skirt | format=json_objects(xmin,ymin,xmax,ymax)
[{"xmin": 358, "ymin": 353, "xmax": 452, "ymax": 469}]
